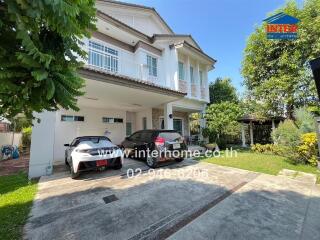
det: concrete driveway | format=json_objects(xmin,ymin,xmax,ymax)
[{"xmin": 24, "ymin": 158, "xmax": 320, "ymax": 240}]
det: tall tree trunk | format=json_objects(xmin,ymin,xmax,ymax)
[{"xmin": 286, "ymin": 103, "xmax": 294, "ymax": 119}]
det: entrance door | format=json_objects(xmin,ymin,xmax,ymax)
[
  {"xmin": 173, "ymin": 119, "xmax": 183, "ymax": 135},
  {"xmin": 126, "ymin": 122, "xmax": 132, "ymax": 136}
]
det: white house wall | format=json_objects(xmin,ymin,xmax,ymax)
[
  {"xmin": 135, "ymin": 108, "xmax": 153, "ymax": 130},
  {"xmin": 96, "ymin": 2, "xmax": 170, "ymax": 36},
  {"xmin": 29, "ymin": 111, "xmax": 56, "ymax": 178},
  {"xmin": 53, "ymin": 107, "xmax": 126, "ymax": 164}
]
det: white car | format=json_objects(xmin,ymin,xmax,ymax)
[{"xmin": 64, "ymin": 136, "xmax": 123, "ymax": 178}]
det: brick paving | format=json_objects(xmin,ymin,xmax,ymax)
[{"xmin": 0, "ymin": 154, "xmax": 29, "ymax": 176}]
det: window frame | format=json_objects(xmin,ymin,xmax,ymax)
[
  {"xmin": 147, "ymin": 55, "xmax": 157, "ymax": 77},
  {"xmin": 178, "ymin": 61, "xmax": 185, "ymax": 81},
  {"xmin": 190, "ymin": 66, "xmax": 195, "ymax": 83},
  {"xmin": 102, "ymin": 117, "xmax": 123, "ymax": 123},
  {"xmin": 61, "ymin": 115, "xmax": 85, "ymax": 122},
  {"xmin": 88, "ymin": 40, "xmax": 119, "ymax": 73},
  {"xmin": 199, "ymin": 70, "xmax": 203, "ymax": 86}
]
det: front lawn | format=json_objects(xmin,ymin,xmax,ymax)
[
  {"xmin": 198, "ymin": 150, "xmax": 320, "ymax": 178},
  {"xmin": 0, "ymin": 172, "xmax": 38, "ymax": 240}
]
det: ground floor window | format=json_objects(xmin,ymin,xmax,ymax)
[
  {"xmin": 102, "ymin": 117, "xmax": 123, "ymax": 123},
  {"xmin": 61, "ymin": 115, "xmax": 84, "ymax": 122}
]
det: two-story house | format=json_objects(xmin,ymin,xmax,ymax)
[{"xmin": 28, "ymin": 0, "xmax": 216, "ymax": 178}]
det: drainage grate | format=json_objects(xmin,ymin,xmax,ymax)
[{"xmin": 103, "ymin": 194, "xmax": 118, "ymax": 204}]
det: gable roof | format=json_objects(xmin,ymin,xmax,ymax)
[
  {"xmin": 97, "ymin": 10, "xmax": 151, "ymax": 42},
  {"xmin": 96, "ymin": 2, "xmax": 215, "ymax": 65},
  {"xmin": 172, "ymin": 41, "xmax": 216, "ymax": 65},
  {"xmin": 98, "ymin": 0, "xmax": 174, "ymax": 34},
  {"xmin": 264, "ymin": 12, "xmax": 300, "ymax": 24},
  {"xmin": 96, "ymin": 11, "xmax": 203, "ymax": 51},
  {"xmin": 152, "ymin": 34, "xmax": 202, "ymax": 51}
]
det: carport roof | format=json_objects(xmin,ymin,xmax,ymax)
[{"xmin": 79, "ymin": 67, "xmax": 187, "ymax": 97}]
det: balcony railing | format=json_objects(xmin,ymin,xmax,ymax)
[
  {"xmin": 86, "ymin": 53, "xmax": 158, "ymax": 84},
  {"xmin": 201, "ymin": 87, "xmax": 207, "ymax": 100},
  {"xmin": 179, "ymin": 80, "xmax": 188, "ymax": 93},
  {"xmin": 87, "ymin": 41, "xmax": 119, "ymax": 74},
  {"xmin": 139, "ymin": 64, "xmax": 158, "ymax": 84},
  {"xmin": 191, "ymin": 84, "xmax": 198, "ymax": 97}
]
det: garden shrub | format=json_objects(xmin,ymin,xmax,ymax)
[
  {"xmin": 271, "ymin": 120, "xmax": 301, "ymax": 157},
  {"xmin": 251, "ymin": 143, "xmax": 280, "ymax": 154},
  {"xmin": 296, "ymin": 133, "xmax": 318, "ymax": 166},
  {"xmin": 21, "ymin": 127, "xmax": 32, "ymax": 148},
  {"xmin": 294, "ymin": 107, "xmax": 315, "ymax": 134}
]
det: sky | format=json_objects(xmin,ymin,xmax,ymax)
[{"xmin": 125, "ymin": 0, "xmax": 304, "ymax": 94}]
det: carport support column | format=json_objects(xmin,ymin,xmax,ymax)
[
  {"xmin": 164, "ymin": 102, "xmax": 173, "ymax": 130},
  {"xmin": 186, "ymin": 56, "xmax": 191, "ymax": 97},
  {"xmin": 272, "ymin": 119, "xmax": 275, "ymax": 130},
  {"xmin": 249, "ymin": 120, "xmax": 254, "ymax": 145},
  {"xmin": 29, "ymin": 111, "xmax": 56, "ymax": 179},
  {"xmin": 200, "ymin": 105, "xmax": 207, "ymax": 143},
  {"xmin": 241, "ymin": 124, "xmax": 247, "ymax": 147}
]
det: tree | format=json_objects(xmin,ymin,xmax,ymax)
[
  {"xmin": 0, "ymin": 0, "xmax": 96, "ymax": 120},
  {"xmin": 241, "ymin": 0, "xmax": 320, "ymax": 119},
  {"xmin": 209, "ymin": 77, "xmax": 238, "ymax": 104},
  {"xmin": 204, "ymin": 102, "xmax": 243, "ymax": 145},
  {"xmin": 189, "ymin": 113, "xmax": 200, "ymax": 135}
]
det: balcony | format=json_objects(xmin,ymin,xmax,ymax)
[
  {"xmin": 178, "ymin": 80, "xmax": 208, "ymax": 100},
  {"xmin": 85, "ymin": 42, "xmax": 159, "ymax": 85}
]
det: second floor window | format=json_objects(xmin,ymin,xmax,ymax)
[
  {"xmin": 199, "ymin": 70, "xmax": 203, "ymax": 86},
  {"xmin": 147, "ymin": 55, "xmax": 157, "ymax": 77},
  {"xmin": 178, "ymin": 62, "xmax": 184, "ymax": 80},
  {"xmin": 190, "ymin": 66, "xmax": 195, "ymax": 83},
  {"xmin": 88, "ymin": 41, "xmax": 118, "ymax": 73}
]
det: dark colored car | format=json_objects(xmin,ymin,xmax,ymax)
[{"xmin": 121, "ymin": 130, "xmax": 187, "ymax": 168}]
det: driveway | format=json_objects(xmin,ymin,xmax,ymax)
[{"xmin": 24, "ymin": 158, "xmax": 320, "ymax": 240}]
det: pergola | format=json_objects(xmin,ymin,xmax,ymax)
[{"xmin": 237, "ymin": 115, "xmax": 285, "ymax": 147}]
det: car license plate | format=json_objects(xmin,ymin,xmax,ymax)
[
  {"xmin": 96, "ymin": 160, "xmax": 107, "ymax": 167},
  {"xmin": 173, "ymin": 143, "xmax": 180, "ymax": 149}
]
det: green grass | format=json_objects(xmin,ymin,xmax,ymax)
[
  {"xmin": 0, "ymin": 172, "xmax": 38, "ymax": 240},
  {"xmin": 198, "ymin": 150, "xmax": 320, "ymax": 178}
]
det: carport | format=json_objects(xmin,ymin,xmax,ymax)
[{"xmin": 28, "ymin": 67, "xmax": 186, "ymax": 178}]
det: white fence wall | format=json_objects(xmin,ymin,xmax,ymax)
[{"xmin": 0, "ymin": 132, "xmax": 22, "ymax": 147}]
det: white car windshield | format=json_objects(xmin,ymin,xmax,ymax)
[{"xmin": 76, "ymin": 140, "xmax": 115, "ymax": 150}]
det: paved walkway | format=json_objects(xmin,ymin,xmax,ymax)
[{"xmin": 24, "ymin": 159, "xmax": 320, "ymax": 240}]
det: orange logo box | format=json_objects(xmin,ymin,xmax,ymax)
[{"xmin": 266, "ymin": 24, "xmax": 298, "ymax": 33}]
